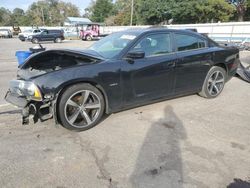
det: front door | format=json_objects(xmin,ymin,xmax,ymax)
[
  {"xmin": 121, "ymin": 32, "xmax": 176, "ymax": 106},
  {"xmin": 40, "ymin": 30, "xmax": 50, "ymax": 41}
]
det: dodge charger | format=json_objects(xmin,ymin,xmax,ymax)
[{"xmin": 5, "ymin": 28, "xmax": 240, "ymax": 131}]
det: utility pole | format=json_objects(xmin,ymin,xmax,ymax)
[
  {"xmin": 41, "ymin": 8, "xmax": 45, "ymax": 26},
  {"xmin": 130, "ymin": 0, "xmax": 134, "ymax": 26}
]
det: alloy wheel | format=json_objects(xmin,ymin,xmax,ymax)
[
  {"xmin": 64, "ymin": 90, "xmax": 101, "ymax": 128},
  {"xmin": 207, "ymin": 71, "xmax": 225, "ymax": 96}
]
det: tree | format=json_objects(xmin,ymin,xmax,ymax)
[
  {"xmin": 26, "ymin": 0, "xmax": 80, "ymax": 26},
  {"xmin": 171, "ymin": 0, "xmax": 234, "ymax": 23},
  {"xmin": 11, "ymin": 8, "xmax": 29, "ymax": 26},
  {"xmin": 0, "ymin": 7, "xmax": 12, "ymax": 26},
  {"xmin": 135, "ymin": 0, "xmax": 235, "ymax": 25},
  {"xmin": 226, "ymin": 0, "xmax": 247, "ymax": 21},
  {"xmin": 135, "ymin": 0, "xmax": 173, "ymax": 25},
  {"xmin": 245, "ymin": 0, "xmax": 250, "ymax": 20},
  {"xmin": 108, "ymin": 0, "xmax": 134, "ymax": 25},
  {"xmin": 89, "ymin": 0, "xmax": 114, "ymax": 22}
]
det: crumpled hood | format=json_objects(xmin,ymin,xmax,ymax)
[{"xmin": 18, "ymin": 49, "xmax": 104, "ymax": 80}]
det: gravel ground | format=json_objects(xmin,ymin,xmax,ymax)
[{"xmin": 0, "ymin": 37, "xmax": 250, "ymax": 188}]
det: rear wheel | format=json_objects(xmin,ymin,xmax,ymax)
[
  {"xmin": 199, "ymin": 66, "xmax": 226, "ymax": 98},
  {"xmin": 55, "ymin": 37, "xmax": 62, "ymax": 43},
  {"xmin": 58, "ymin": 84, "xmax": 105, "ymax": 131}
]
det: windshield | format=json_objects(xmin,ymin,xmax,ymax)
[
  {"xmin": 90, "ymin": 32, "xmax": 139, "ymax": 58},
  {"xmin": 23, "ymin": 30, "xmax": 32, "ymax": 33}
]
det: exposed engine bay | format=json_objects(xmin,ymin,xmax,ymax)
[{"xmin": 18, "ymin": 50, "xmax": 101, "ymax": 79}]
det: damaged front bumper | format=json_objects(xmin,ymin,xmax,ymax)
[{"xmin": 5, "ymin": 80, "xmax": 54, "ymax": 125}]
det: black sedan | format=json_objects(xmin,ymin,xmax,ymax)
[{"xmin": 5, "ymin": 28, "xmax": 240, "ymax": 131}]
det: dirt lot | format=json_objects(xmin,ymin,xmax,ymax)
[{"xmin": 0, "ymin": 38, "xmax": 250, "ymax": 188}]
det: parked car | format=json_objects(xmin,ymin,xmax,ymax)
[
  {"xmin": 28, "ymin": 29, "xmax": 64, "ymax": 43},
  {"xmin": 0, "ymin": 29, "xmax": 13, "ymax": 38},
  {"xmin": 5, "ymin": 28, "xmax": 240, "ymax": 131},
  {"xmin": 80, "ymin": 24, "xmax": 107, "ymax": 41},
  {"xmin": 18, "ymin": 29, "xmax": 43, "ymax": 41}
]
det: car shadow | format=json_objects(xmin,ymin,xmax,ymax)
[
  {"xmin": 227, "ymin": 178, "xmax": 250, "ymax": 188},
  {"xmin": 129, "ymin": 105, "xmax": 187, "ymax": 188}
]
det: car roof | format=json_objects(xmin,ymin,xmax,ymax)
[{"xmin": 118, "ymin": 27, "xmax": 205, "ymax": 38}]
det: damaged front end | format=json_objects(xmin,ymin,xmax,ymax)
[
  {"xmin": 5, "ymin": 80, "xmax": 54, "ymax": 124},
  {"xmin": 5, "ymin": 49, "xmax": 102, "ymax": 125}
]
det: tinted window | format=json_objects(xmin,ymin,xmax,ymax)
[
  {"xmin": 175, "ymin": 33, "xmax": 206, "ymax": 51},
  {"xmin": 41, "ymin": 30, "xmax": 48, "ymax": 35},
  {"xmin": 131, "ymin": 33, "xmax": 172, "ymax": 57},
  {"xmin": 48, "ymin": 30, "xmax": 62, "ymax": 34}
]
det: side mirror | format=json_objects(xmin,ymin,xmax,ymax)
[{"xmin": 126, "ymin": 51, "xmax": 145, "ymax": 59}]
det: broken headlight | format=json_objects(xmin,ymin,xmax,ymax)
[{"xmin": 9, "ymin": 80, "xmax": 42, "ymax": 101}]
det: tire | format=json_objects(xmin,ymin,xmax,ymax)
[
  {"xmin": 32, "ymin": 38, "xmax": 39, "ymax": 44},
  {"xmin": 199, "ymin": 66, "xmax": 226, "ymax": 98},
  {"xmin": 55, "ymin": 37, "xmax": 62, "ymax": 43},
  {"xmin": 85, "ymin": 35, "xmax": 92, "ymax": 41},
  {"xmin": 58, "ymin": 83, "xmax": 105, "ymax": 131}
]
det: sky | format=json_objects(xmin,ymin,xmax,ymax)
[{"xmin": 0, "ymin": 0, "xmax": 92, "ymax": 14}]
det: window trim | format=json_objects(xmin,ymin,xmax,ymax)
[{"xmin": 173, "ymin": 32, "xmax": 208, "ymax": 53}]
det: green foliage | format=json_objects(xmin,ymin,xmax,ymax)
[
  {"xmin": 26, "ymin": 0, "xmax": 80, "ymax": 26},
  {"xmin": 135, "ymin": 0, "xmax": 173, "ymax": 25},
  {"xmin": 134, "ymin": 0, "xmax": 235, "ymax": 24},
  {"xmin": 89, "ymin": 0, "xmax": 114, "ymax": 22},
  {"xmin": 0, "ymin": 0, "xmax": 80, "ymax": 26},
  {"xmin": 170, "ymin": 0, "xmax": 235, "ymax": 24},
  {"xmin": 245, "ymin": 0, "xmax": 250, "ymax": 20},
  {"xmin": 0, "ymin": 7, "xmax": 12, "ymax": 26},
  {"xmin": 110, "ymin": 0, "xmax": 134, "ymax": 25},
  {"xmin": 0, "ymin": 0, "xmax": 249, "ymax": 26}
]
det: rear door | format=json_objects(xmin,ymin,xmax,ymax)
[
  {"xmin": 121, "ymin": 32, "xmax": 177, "ymax": 106},
  {"xmin": 47, "ymin": 30, "xmax": 56, "ymax": 41},
  {"xmin": 173, "ymin": 32, "xmax": 211, "ymax": 94}
]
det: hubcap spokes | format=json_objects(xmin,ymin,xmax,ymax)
[
  {"xmin": 207, "ymin": 71, "xmax": 224, "ymax": 96},
  {"xmin": 64, "ymin": 90, "xmax": 101, "ymax": 128}
]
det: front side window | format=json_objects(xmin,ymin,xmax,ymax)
[
  {"xmin": 175, "ymin": 33, "xmax": 206, "ymax": 52},
  {"xmin": 131, "ymin": 33, "xmax": 172, "ymax": 57}
]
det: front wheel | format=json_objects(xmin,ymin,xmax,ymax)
[
  {"xmin": 32, "ymin": 38, "xmax": 39, "ymax": 44},
  {"xmin": 199, "ymin": 66, "xmax": 226, "ymax": 98},
  {"xmin": 58, "ymin": 84, "xmax": 105, "ymax": 131},
  {"xmin": 85, "ymin": 35, "xmax": 92, "ymax": 41}
]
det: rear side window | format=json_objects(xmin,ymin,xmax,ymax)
[
  {"xmin": 175, "ymin": 33, "xmax": 206, "ymax": 52},
  {"xmin": 48, "ymin": 30, "xmax": 60, "ymax": 34}
]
